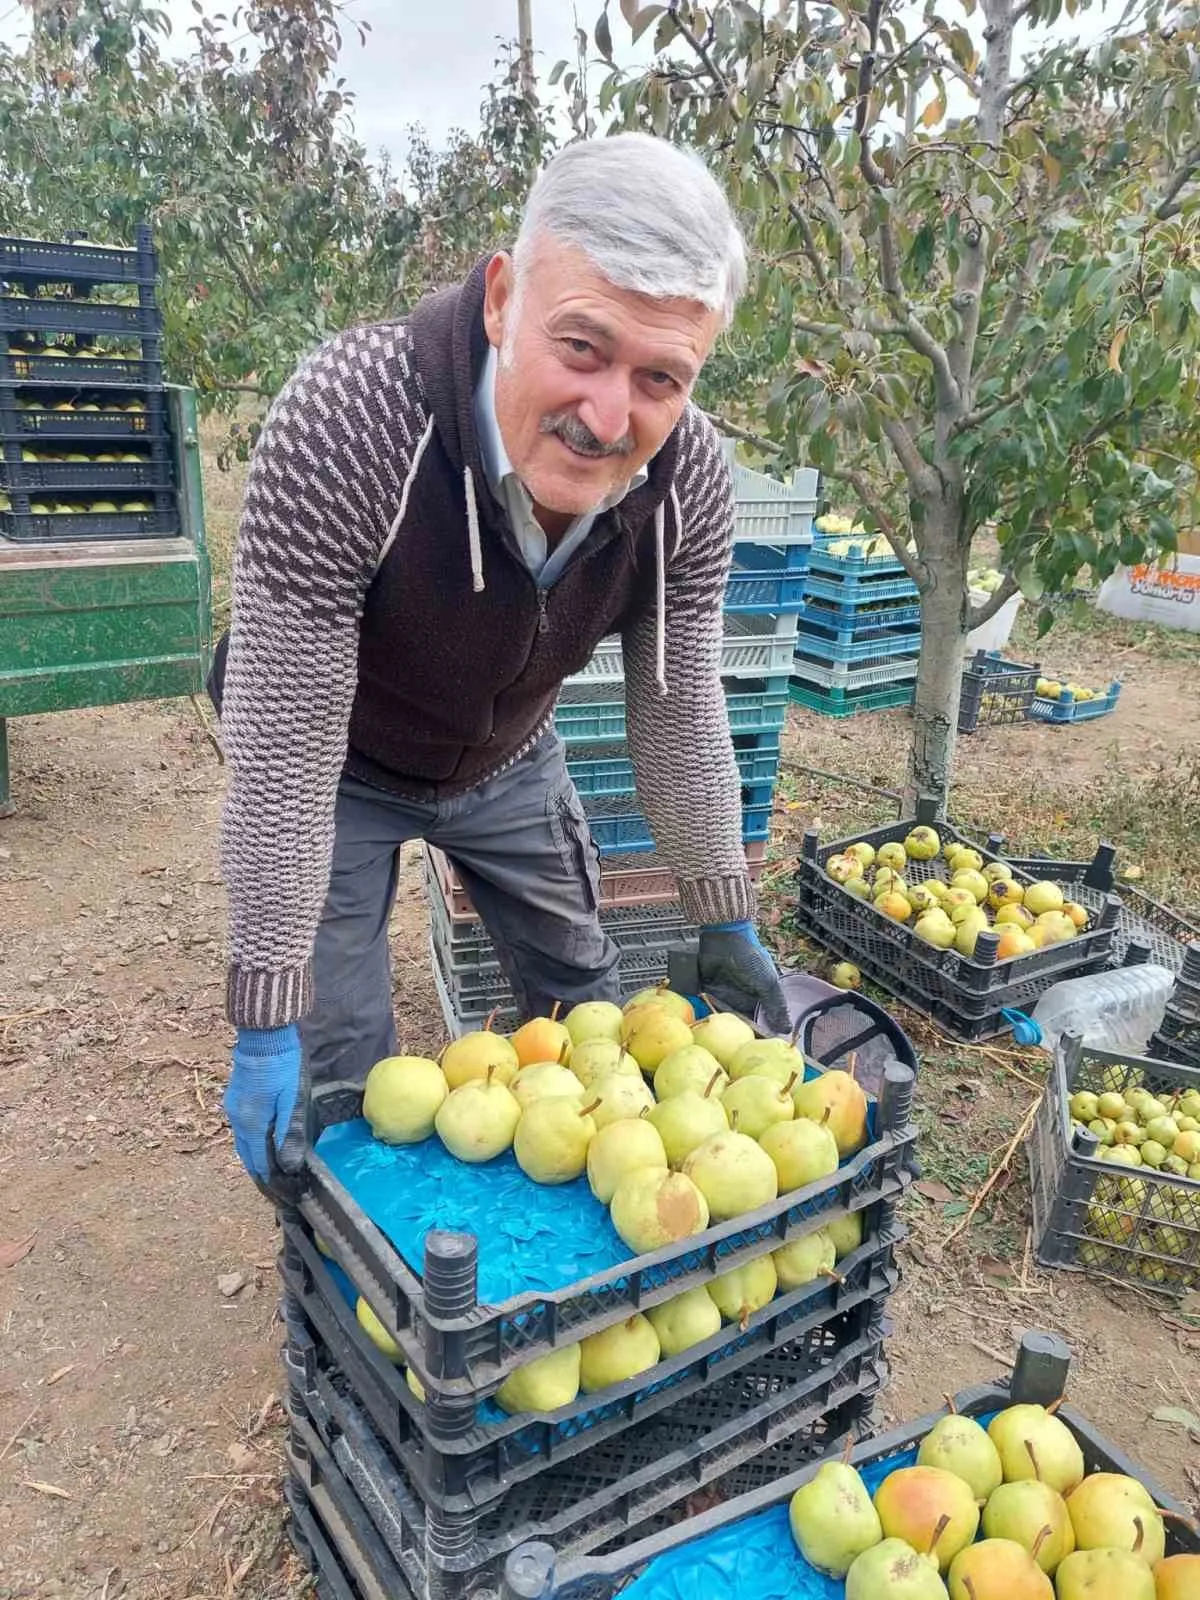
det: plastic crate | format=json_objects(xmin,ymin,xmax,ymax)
[
  {"xmin": 555, "ymin": 677, "xmax": 790, "ymax": 746},
  {"xmin": 794, "ymin": 595, "xmax": 923, "ymax": 626},
  {"xmin": 292, "ymin": 1066, "xmax": 915, "ymax": 1402},
  {"xmin": 567, "ymin": 733, "xmax": 781, "ymax": 802},
  {"xmin": 0, "ymin": 229, "xmax": 156, "ymax": 286},
  {"xmin": 724, "ymin": 543, "xmax": 811, "ymax": 613},
  {"xmin": 790, "ymin": 652, "xmax": 919, "ymax": 692},
  {"xmin": 0, "ymin": 448, "xmax": 172, "ymax": 493},
  {"xmin": 0, "ymin": 294, "xmax": 162, "ymax": 337},
  {"xmin": 791, "ymin": 799, "xmax": 1122, "ymax": 1040},
  {"xmin": 808, "ymin": 538, "xmax": 912, "ymax": 581},
  {"xmin": 1029, "ymin": 681, "xmax": 1122, "ymax": 723},
  {"xmin": 286, "ymin": 1439, "xmax": 415, "ymax": 1600},
  {"xmin": 792, "ymin": 618, "xmax": 922, "ymax": 666},
  {"xmin": 728, "ymin": 455, "xmax": 819, "ymax": 547},
  {"xmin": 787, "ymin": 678, "xmax": 916, "ymax": 718},
  {"xmin": 0, "ymin": 349, "xmax": 162, "ymax": 387},
  {"xmin": 1028, "ymin": 1035, "xmax": 1200, "ymax": 1293},
  {"xmin": 500, "ymin": 1331, "xmax": 1200, "ymax": 1598},
  {"xmin": 579, "ymin": 795, "xmax": 773, "ymax": 855},
  {"xmin": 570, "ymin": 613, "xmax": 798, "ymax": 686},
  {"xmin": 431, "ymin": 933, "xmax": 675, "ymax": 1021},
  {"xmin": 280, "ymin": 1225, "xmax": 896, "ymax": 1513},
  {"xmin": 0, "ymin": 493, "xmax": 178, "ymax": 543},
  {"xmin": 801, "ymin": 570, "xmax": 919, "ymax": 607},
  {"xmin": 958, "ymin": 650, "xmax": 1039, "ymax": 734}
]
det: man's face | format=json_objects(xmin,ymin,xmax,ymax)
[{"xmin": 482, "ymin": 238, "xmax": 723, "ymax": 518}]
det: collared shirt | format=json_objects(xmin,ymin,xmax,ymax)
[{"xmin": 473, "ymin": 343, "xmax": 648, "ymax": 588}]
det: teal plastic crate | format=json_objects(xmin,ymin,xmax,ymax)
[
  {"xmin": 555, "ymin": 675, "xmax": 790, "ymax": 745},
  {"xmin": 788, "ymin": 678, "xmax": 916, "ymax": 718},
  {"xmin": 568, "ymin": 734, "xmax": 781, "ymax": 801}
]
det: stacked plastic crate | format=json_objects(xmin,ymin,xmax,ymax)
[
  {"xmin": 0, "ymin": 228, "xmax": 178, "ymax": 543},
  {"xmin": 428, "ymin": 452, "xmax": 819, "ymax": 1034},
  {"xmin": 789, "ymin": 538, "xmax": 921, "ymax": 717}
]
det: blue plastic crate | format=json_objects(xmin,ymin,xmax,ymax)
[
  {"xmin": 725, "ymin": 542, "xmax": 812, "ymax": 614},
  {"xmin": 569, "ymin": 736, "xmax": 782, "ymax": 801},
  {"xmin": 801, "ymin": 570, "xmax": 920, "ymax": 606},
  {"xmin": 1029, "ymin": 681, "xmax": 1121, "ymax": 723},
  {"xmin": 586, "ymin": 800, "xmax": 773, "ymax": 854},
  {"xmin": 555, "ymin": 675, "xmax": 791, "ymax": 746},
  {"xmin": 809, "ymin": 538, "xmax": 911, "ymax": 580},
  {"xmin": 733, "ymin": 540, "xmax": 811, "ymax": 573},
  {"xmin": 793, "ymin": 622, "xmax": 921, "ymax": 665},
  {"xmin": 795, "ymin": 597, "xmax": 923, "ymax": 631}
]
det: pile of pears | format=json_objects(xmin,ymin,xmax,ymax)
[
  {"xmin": 788, "ymin": 1398, "xmax": 1194, "ymax": 1598},
  {"xmin": 1069, "ymin": 1080, "xmax": 1200, "ymax": 1180},
  {"xmin": 824, "ymin": 828, "xmax": 1089, "ymax": 964},
  {"xmin": 352, "ymin": 985, "xmax": 873, "ymax": 1418}
]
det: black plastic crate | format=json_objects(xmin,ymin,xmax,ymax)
[
  {"xmin": 793, "ymin": 798, "xmax": 1121, "ymax": 1040},
  {"xmin": 0, "ymin": 292, "xmax": 163, "ymax": 337},
  {"xmin": 0, "ymin": 388, "xmax": 166, "ymax": 439},
  {"xmin": 284, "ymin": 1292, "xmax": 888, "ymax": 1595},
  {"xmin": 280, "ymin": 1206, "xmax": 902, "ymax": 1511},
  {"xmin": 499, "ymin": 1330, "xmax": 1199, "ymax": 1598},
  {"xmin": 0, "ymin": 349, "xmax": 163, "ymax": 387},
  {"xmin": 294, "ymin": 1062, "xmax": 915, "ymax": 1400},
  {"xmin": 0, "ymin": 450, "xmax": 173, "ymax": 493},
  {"xmin": 957, "ymin": 649, "xmax": 1039, "ymax": 733},
  {"xmin": 0, "ymin": 490, "xmax": 179, "ymax": 543},
  {"xmin": 0, "ymin": 228, "xmax": 157, "ymax": 288},
  {"xmin": 1028, "ymin": 1035, "xmax": 1200, "ymax": 1294},
  {"xmin": 286, "ymin": 1446, "xmax": 414, "ymax": 1600}
]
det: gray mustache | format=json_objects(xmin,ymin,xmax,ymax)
[{"xmin": 541, "ymin": 411, "xmax": 635, "ymax": 459}]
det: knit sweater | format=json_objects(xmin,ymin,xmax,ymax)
[{"xmin": 219, "ymin": 266, "xmax": 756, "ymax": 1029}]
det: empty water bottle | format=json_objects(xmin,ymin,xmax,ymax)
[{"xmin": 1009, "ymin": 964, "xmax": 1176, "ymax": 1053}]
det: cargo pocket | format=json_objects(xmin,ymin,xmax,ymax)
[{"xmin": 548, "ymin": 781, "xmax": 602, "ymax": 921}]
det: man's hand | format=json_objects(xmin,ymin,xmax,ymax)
[
  {"xmin": 698, "ymin": 922, "xmax": 791, "ymax": 1035},
  {"xmin": 224, "ymin": 1024, "xmax": 307, "ymax": 1202}
]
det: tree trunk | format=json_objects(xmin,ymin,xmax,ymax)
[{"xmin": 906, "ymin": 520, "xmax": 968, "ymax": 812}]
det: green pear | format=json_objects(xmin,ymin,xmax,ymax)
[
  {"xmin": 682, "ymin": 1129, "xmax": 779, "ymax": 1220},
  {"xmin": 827, "ymin": 1210, "xmax": 865, "ymax": 1259},
  {"xmin": 646, "ymin": 1285, "xmax": 722, "ymax": 1357},
  {"xmin": 759, "ymin": 1115, "xmax": 839, "ymax": 1191},
  {"xmin": 513, "ymin": 1096, "xmax": 597, "ymax": 1183},
  {"xmin": 845, "ymin": 1538, "xmax": 949, "ymax": 1599},
  {"xmin": 789, "ymin": 1460, "xmax": 883, "ymax": 1576},
  {"xmin": 495, "ymin": 1343, "xmax": 581, "ymax": 1414},
  {"xmin": 653, "ymin": 1045, "xmax": 728, "ymax": 1100},
  {"xmin": 773, "ymin": 1227, "xmax": 836, "ymax": 1290},
  {"xmin": 609, "ymin": 1168, "xmax": 709, "ymax": 1255},
  {"xmin": 362, "ymin": 1054, "xmax": 447, "ymax": 1144},
  {"xmin": 588, "ymin": 1070, "xmax": 655, "ymax": 1129},
  {"xmin": 690, "ymin": 1010, "xmax": 756, "ymax": 1068},
  {"xmin": 791, "ymin": 1069, "xmax": 869, "ymax": 1157},
  {"xmin": 648, "ymin": 1084, "xmax": 729, "ymax": 1167},
  {"xmin": 435, "ymin": 1075, "xmax": 521, "ymax": 1162},
  {"xmin": 707, "ymin": 1253, "xmax": 777, "ymax": 1327},
  {"xmin": 947, "ymin": 1539, "xmax": 1052, "ymax": 1600},
  {"xmin": 356, "ymin": 1296, "xmax": 402, "ymax": 1362},
  {"xmin": 564, "ymin": 1000, "xmax": 624, "ymax": 1047},
  {"xmin": 728, "ymin": 1037, "xmax": 806, "ymax": 1084},
  {"xmin": 917, "ymin": 1413, "xmax": 1003, "ymax": 1502},
  {"xmin": 570, "ymin": 1038, "xmax": 641, "ymax": 1089},
  {"xmin": 981, "ymin": 1480, "xmax": 1074, "ymax": 1573},
  {"xmin": 986, "ymin": 1405, "xmax": 1084, "ymax": 1495},
  {"xmin": 1065, "ymin": 1473, "xmax": 1163, "ymax": 1564},
  {"xmin": 1054, "ymin": 1549, "xmax": 1155, "ymax": 1600},
  {"xmin": 622, "ymin": 985, "xmax": 694, "ymax": 1025},
  {"xmin": 440, "ymin": 1024, "xmax": 519, "ymax": 1089},
  {"xmin": 624, "ymin": 1010, "xmax": 694, "ymax": 1073},
  {"xmin": 586, "ymin": 1116, "xmax": 668, "ymax": 1204},
  {"xmin": 721, "ymin": 1073, "xmax": 796, "ymax": 1139},
  {"xmin": 509, "ymin": 1062, "xmax": 586, "ymax": 1109},
  {"xmin": 578, "ymin": 1314, "xmax": 660, "ymax": 1392}
]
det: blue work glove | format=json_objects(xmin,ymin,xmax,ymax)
[
  {"xmin": 224, "ymin": 1023, "xmax": 307, "ymax": 1205},
  {"xmin": 698, "ymin": 922, "xmax": 791, "ymax": 1035}
]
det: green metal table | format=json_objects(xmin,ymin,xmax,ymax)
[{"xmin": 0, "ymin": 385, "xmax": 213, "ymax": 813}]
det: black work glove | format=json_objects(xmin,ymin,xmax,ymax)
[{"xmin": 698, "ymin": 921, "xmax": 791, "ymax": 1035}]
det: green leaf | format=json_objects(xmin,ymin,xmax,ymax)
[{"xmin": 595, "ymin": 9, "xmax": 614, "ymax": 63}]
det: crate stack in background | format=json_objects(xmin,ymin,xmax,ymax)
[
  {"xmin": 428, "ymin": 451, "xmax": 819, "ymax": 1034},
  {"xmin": 0, "ymin": 228, "xmax": 180, "ymax": 544},
  {"xmin": 788, "ymin": 532, "xmax": 922, "ymax": 717}
]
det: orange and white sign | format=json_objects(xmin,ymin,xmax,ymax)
[{"xmin": 1096, "ymin": 553, "xmax": 1200, "ymax": 632}]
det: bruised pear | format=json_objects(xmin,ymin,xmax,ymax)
[
  {"xmin": 609, "ymin": 1168, "xmax": 709, "ymax": 1255},
  {"xmin": 947, "ymin": 1539, "xmax": 1052, "ymax": 1600},
  {"xmin": 578, "ymin": 1313, "xmax": 660, "ymax": 1392},
  {"xmin": 982, "ymin": 1481, "xmax": 1074, "ymax": 1573},
  {"xmin": 646, "ymin": 1285, "xmax": 722, "ymax": 1357},
  {"xmin": 845, "ymin": 1538, "xmax": 949, "ymax": 1600},
  {"xmin": 789, "ymin": 1460, "xmax": 883, "ymax": 1576},
  {"xmin": 874, "ymin": 1467, "xmax": 980, "ymax": 1573},
  {"xmin": 569, "ymin": 1038, "xmax": 641, "ymax": 1089},
  {"xmin": 707, "ymin": 1254, "xmax": 777, "ymax": 1327},
  {"xmin": 494, "ymin": 1343, "xmax": 581, "ymax": 1414},
  {"xmin": 586, "ymin": 1116, "xmax": 667, "ymax": 1204},
  {"xmin": 1055, "ymin": 1549, "xmax": 1155, "ymax": 1600},
  {"xmin": 918, "ymin": 1413, "xmax": 1003, "ymax": 1502},
  {"xmin": 987, "ymin": 1405, "xmax": 1084, "ymax": 1495},
  {"xmin": 1066, "ymin": 1473, "xmax": 1165, "ymax": 1565}
]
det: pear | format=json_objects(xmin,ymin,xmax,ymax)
[
  {"xmin": 622, "ymin": 984, "xmax": 694, "ymax": 1026},
  {"xmin": 570, "ymin": 1038, "xmax": 641, "ymax": 1089},
  {"xmin": 512, "ymin": 1005, "xmax": 572, "ymax": 1068},
  {"xmin": 773, "ymin": 1226, "xmax": 836, "ymax": 1290},
  {"xmin": 564, "ymin": 1000, "xmax": 624, "ymax": 1047},
  {"xmin": 728, "ymin": 1037, "xmax": 806, "ymax": 1084},
  {"xmin": 648, "ymin": 1082, "xmax": 729, "ymax": 1166},
  {"xmin": 406, "ymin": 1368, "xmax": 426, "ymax": 1402},
  {"xmin": 440, "ymin": 1016, "xmax": 519, "ymax": 1088},
  {"xmin": 987, "ymin": 1405, "xmax": 1084, "ymax": 1495},
  {"xmin": 509, "ymin": 1062, "xmax": 586, "ymax": 1109},
  {"xmin": 789, "ymin": 1460, "xmax": 883, "ymax": 1576},
  {"xmin": 356, "ymin": 1296, "xmax": 401, "ymax": 1362},
  {"xmin": 690, "ymin": 1009, "xmax": 756, "ymax": 1068},
  {"xmin": 827, "ymin": 1210, "xmax": 865, "ymax": 1259},
  {"xmin": 586, "ymin": 1116, "xmax": 667, "ymax": 1204},
  {"xmin": 760, "ymin": 1114, "xmax": 839, "ymax": 1191},
  {"xmin": 578, "ymin": 1313, "xmax": 660, "ymax": 1392},
  {"xmin": 624, "ymin": 1010, "xmax": 694, "ymax": 1073},
  {"xmin": 1154, "ymin": 1554, "xmax": 1200, "ymax": 1600},
  {"xmin": 1065, "ymin": 1473, "xmax": 1164, "ymax": 1565},
  {"xmin": 721, "ymin": 1073, "xmax": 796, "ymax": 1139},
  {"xmin": 792, "ymin": 1069, "xmax": 869, "ymax": 1158},
  {"xmin": 653, "ymin": 1044, "xmax": 728, "ymax": 1100},
  {"xmin": 1055, "ymin": 1549, "xmax": 1155, "ymax": 1600},
  {"xmin": 494, "ymin": 1343, "xmax": 581, "ymax": 1414},
  {"xmin": 682, "ymin": 1129, "xmax": 779, "ymax": 1220},
  {"xmin": 845, "ymin": 1538, "xmax": 949, "ymax": 1599},
  {"xmin": 435, "ymin": 1073, "xmax": 521, "ymax": 1161},
  {"xmin": 707, "ymin": 1253, "xmax": 777, "ymax": 1327},
  {"xmin": 646, "ymin": 1285, "xmax": 722, "ymax": 1357},
  {"xmin": 609, "ymin": 1168, "xmax": 710, "ymax": 1255},
  {"xmin": 362, "ymin": 1054, "xmax": 447, "ymax": 1144},
  {"xmin": 918, "ymin": 1413, "xmax": 1003, "ymax": 1502},
  {"xmin": 513, "ymin": 1096, "xmax": 597, "ymax": 1183},
  {"xmin": 947, "ymin": 1539, "xmax": 1053, "ymax": 1600},
  {"xmin": 588, "ymin": 1069, "xmax": 655, "ymax": 1129},
  {"xmin": 875, "ymin": 1466, "xmax": 980, "ymax": 1573},
  {"xmin": 982, "ymin": 1481, "xmax": 1074, "ymax": 1573}
]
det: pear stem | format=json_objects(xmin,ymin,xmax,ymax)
[
  {"xmin": 557, "ymin": 1040, "xmax": 571, "ymax": 1065},
  {"xmin": 484, "ymin": 1007, "xmax": 499, "ymax": 1034},
  {"xmin": 704, "ymin": 1069, "xmax": 724, "ymax": 1098},
  {"xmin": 729, "ymin": 1109, "xmax": 740, "ymax": 1133},
  {"xmin": 841, "ymin": 1432, "xmax": 857, "ymax": 1463},
  {"xmin": 963, "ymin": 1580, "xmax": 978, "ymax": 1600},
  {"xmin": 549, "ymin": 1000, "xmax": 562, "ymax": 1022},
  {"xmin": 1044, "ymin": 1395, "xmax": 1065, "ymax": 1416},
  {"xmin": 580, "ymin": 1099, "xmax": 602, "ymax": 1118},
  {"xmin": 846, "ymin": 1050, "xmax": 859, "ymax": 1084},
  {"xmin": 1160, "ymin": 1508, "xmax": 1200, "ymax": 1533},
  {"xmin": 1132, "ymin": 1515, "xmax": 1145, "ymax": 1556},
  {"xmin": 821, "ymin": 1106, "xmax": 833, "ymax": 1127},
  {"xmin": 942, "ymin": 1392, "xmax": 958, "ymax": 1416},
  {"xmin": 486, "ymin": 1064, "xmax": 497, "ymax": 1086},
  {"xmin": 789, "ymin": 1016, "xmax": 805, "ymax": 1047},
  {"xmin": 821, "ymin": 1267, "xmax": 845, "ymax": 1285},
  {"xmin": 699, "ymin": 992, "xmax": 720, "ymax": 1014},
  {"xmin": 784, "ymin": 1071, "xmax": 799, "ymax": 1095},
  {"xmin": 1031, "ymin": 1525, "xmax": 1052, "ymax": 1563},
  {"xmin": 927, "ymin": 1513, "xmax": 951, "ymax": 1556},
  {"xmin": 1025, "ymin": 1439, "xmax": 1042, "ymax": 1480}
]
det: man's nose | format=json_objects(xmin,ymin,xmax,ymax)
[{"xmin": 577, "ymin": 370, "xmax": 633, "ymax": 447}]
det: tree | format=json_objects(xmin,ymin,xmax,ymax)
[{"xmin": 587, "ymin": 0, "xmax": 1200, "ymax": 804}]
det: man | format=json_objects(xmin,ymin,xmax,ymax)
[{"xmin": 213, "ymin": 133, "xmax": 790, "ymax": 1198}]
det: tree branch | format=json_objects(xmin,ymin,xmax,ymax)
[
  {"xmin": 951, "ymin": 367, "xmax": 1037, "ymax": 435},
  {"xmin": 840, "ymin": 467, "xmax": 927, "ymax": 584},
  {"xmin": 704, "ymin": 412, "xmax": 783, "ymax": 456},
  {"xmin": 880, "ymin": 414, "xmax": 939, "ymax": 496},
  {"xmin": 967, "ymin": 572, "xmax": 1020, "ymax": 626},
  {"xmin": 666, "ymin": 1, "xmax": 731, "ymax": 97},
  {"xmin": 1154, "ymin": 139, "xmax": 1200, "ymax": 220},
  {"xmin": 976, "ymin": 234, "xmax": 1052, "ymax": 382}
]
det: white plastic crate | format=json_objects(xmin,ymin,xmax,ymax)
[
  {"xmin": 790, "ymin": 653, "xmax": 920, "ymax": 692},
  {"xmin": 722, "ymin": 440, "xmax": 819, "ymax": 547},
  {"xmin": 570, "ymin": 611, "xmax": 800, "ymax": 685}
]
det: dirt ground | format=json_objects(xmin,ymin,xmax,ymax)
[{"xmin": 2, "ymin": 602, "xmax": 1199, "ymax": 1596}]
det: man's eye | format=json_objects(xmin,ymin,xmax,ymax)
[
  {"xmin": 564, "ymin": 337, "xmax": 593, "ymax": 356},
  {"xmin": 647, "ymin": 371, "xmax": 678, "ymax": 390}
]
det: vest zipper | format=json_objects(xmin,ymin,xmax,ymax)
[{"xmin": 536, "ymin": 588, "xmax": 549, "ymax": 633}]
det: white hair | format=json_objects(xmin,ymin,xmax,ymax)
[{"xmin": 513, "ymin": 133, "xmax": 747, "ymax": 327}]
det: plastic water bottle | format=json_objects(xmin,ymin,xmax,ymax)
[{"xmin": 1014, "ymin": 964, "xmax": 1176, "ymax": 1053}]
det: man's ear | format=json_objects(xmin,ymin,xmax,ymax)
[{"xmin": 483, "ymin": 252, "xmax": 514, "ymax": 350}]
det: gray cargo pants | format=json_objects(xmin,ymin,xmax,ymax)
[{"xmin": 300, "ymin": 733, "xmax": 620, "ymax": 1086}]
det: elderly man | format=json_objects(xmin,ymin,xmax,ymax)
[{"xmin": 213, "ymin": 133, "xmax": 789, "ymax": 1196}]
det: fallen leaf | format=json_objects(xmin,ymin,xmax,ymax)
[
  {"xmin": 217, "ymin": 1270, "xmax": 247, "ymax": 1298},
  {"xmin": 44, "ymin": 1365, "xmax": 74, "ymax": 1386},
  {"xmin": 23, "ymin": 1479, "xmax": 70, "ymax": 1499},
  {"xmin": 0, "ymin": 1232, "xmax": 36, "ymax": 1269},
  {"xmin": 979, "ymin": 1256, "xmax": 1013, "ymax": 1281},
  {"xmin": 1151, "ymin": 1405, "xmax": 1200, "ymax": 1438},
  {"xmin": 915, "ymin": 1180, "xmax": 955, "ymax": 1205}
]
